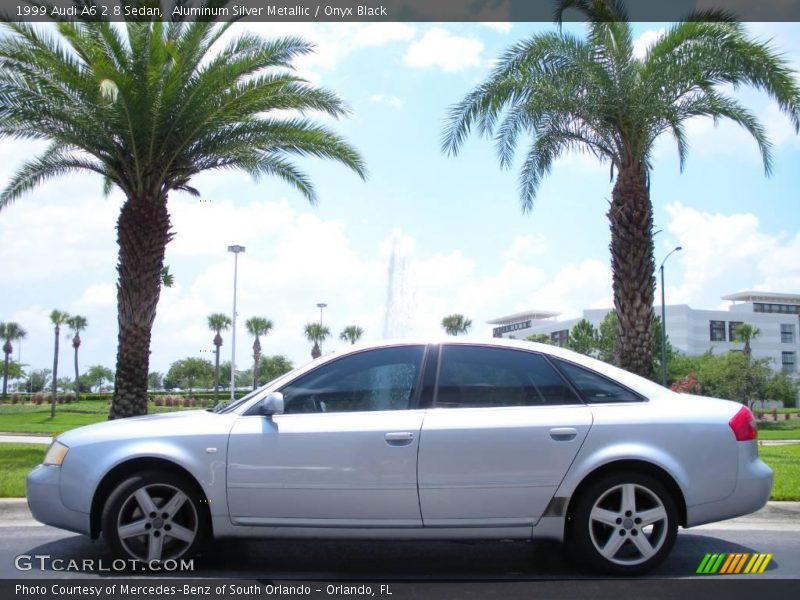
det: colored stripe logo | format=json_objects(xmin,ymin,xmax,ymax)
[{"xmin": 696, "ymin": 552, "xmax": 773, "ymax": 574}]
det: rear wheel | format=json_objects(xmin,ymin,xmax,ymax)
[
  {"xmin": 102, "ymin": 470, "xmax": 207, "ymax": 564},
  {"xmin": 570, "ymin": 471, "xmax": 677, "ymax": 575}
]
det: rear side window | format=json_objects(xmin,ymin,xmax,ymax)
[
  {"xmin": 436, "ymin": 345, "xmax": 581, "ymax": 408},
  {"xmin": 554, "ymin": 360, "xmax": 643, "ymax": 403}
]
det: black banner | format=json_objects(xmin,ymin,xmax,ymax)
[
  {"xmin": 3, "ymin": 579, "xmax": 800, "ymax": 600},
  {"xmin": 2, "ymin": 0, "xmax": 800, "ymax": 23}
]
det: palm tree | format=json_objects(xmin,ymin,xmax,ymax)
[
  {"xmin": 1, "ymin": 322, "xmax": 26, "ymax": 401},
  {"xmin": 734, "ymin": 324, "xmax": 761, "ymax": 359},
  {"xmin": 246, "ymin": 317, "xmax": 274, "ymax": 390},
  {"xmin": 340, "ymin": 325, "xmax": 365, "ymax": 345},
  {"xmin": 304, "ymin": 323, "xmax": 331, "ymax": 359},
  {"xmin": 49, "ymin": 310, "xmax": 70, "ymax": 417},
  {"xmin": 0, "ymin": 11, "xmax": 366, "ymax": 418},
  {"xmin": 66, "ymin": 315, "xmax": 88, "ymax": 400},
  {"xmin": 441, "ymin": 314, "xmax": 472, "ymax": 336},
  {"xmin": 207, "ymin": 313, "xmax": 232, "ymax": 401},
  {"xmin": 442, "ymin": 0, "xmax": 800, "ymax": 377}
]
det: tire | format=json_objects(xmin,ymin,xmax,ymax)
[
  {"xmin": 569, "ymin": 471, "xmax": 678, "ymax": 576},
  {"xmin": 101, "ymin": 470, "xmax": 207, "ymax": 564}
]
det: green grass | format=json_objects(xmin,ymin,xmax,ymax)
[
  {"xmin": 758, "ymin": 419, "xmax": 800, "ymax": 440},
  {"xmin": 0, "ymin": 444, "xmax": 46, "ymax": 497},
  {"xmin": 0, "ymin": 401, "xmax": 194, "ymax": 434},
  {"xmin": 760, "ymin": 444, "xmax": 800, "ymax": 501}
]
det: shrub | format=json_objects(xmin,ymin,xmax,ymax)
[
  {"xmin": 153, "ymin": 396, "xmax": 164, "ymax": 407},
  {"xmin": 32, "ymin": 392, "xmax": 44, "ymax": 405},
  {"xmin": 10, "ymin": 393, "xmax": 20, "ymax": 404}
]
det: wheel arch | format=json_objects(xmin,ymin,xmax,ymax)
[
  {"xmin": 564, "ymin": 459, "xmax": 688, "ymax": 536},
  {"xmin": 90, "ymin": 457, "xmax": 212, "ymax": 539}
]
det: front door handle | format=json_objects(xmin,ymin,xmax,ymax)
[
  {"xmin": 385, "ymin": 431, "xmax": 415, "ymax": 446},
  {"xmin": 549, "ymin": 427, "xmax": 578, "ymax": 441}
]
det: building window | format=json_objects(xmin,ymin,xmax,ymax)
[
  {"xmin": 754, "ymin": 303, "xmax": 800, "ymax": 315},
  {"xmin": 781, "ymin": 324, "xmax": 796, "ymax": 344},
  {"xmin": 729, "ymin": 321, "xmax": 743, "ymax": 342},
  {"xmin": 710, "ymin": 320, "xmax": 726, "ymax": 342},
  {"xmin": 782, "ymin": 352, "xmax": 797, "ymax": 374},
  {"xmin": 550, "ymin": 329, "xmax": 569, "ymax": 346}
]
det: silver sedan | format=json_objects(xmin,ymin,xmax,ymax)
[{"xmin": 27, "ymin": 339, "xmax": 772, "ymax": 575}]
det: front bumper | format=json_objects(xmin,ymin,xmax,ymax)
[
  {"xmin": 686, "ymin": 442, "xmax": 772, "ymax": 527},
  {"xmin": 26, "ymin": 464, "xmax": 91, "ymax": 536}
]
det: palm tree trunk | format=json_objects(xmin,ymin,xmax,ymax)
[
  {"xmin": 2, "ymin": 350, "xmax": 9, "ymax": 401},
  {"xmin": 214, "ymin": 345, "xmax": 221, "ymax": 402},
  {"xmin": 252, "ymin": 337, "xmax": 261, "ymax": 391},
  {"xmin": 608, "ymin": 164, "xmax": 656, "ymax": 379},
  {"xmin": 110, "ymin": 195, "xmax": 173, "ymax": 419},
  {"xmin": 73, "ymin": 336, "xmax": 80, "ymax": 401},
  {"xmin": 51, "ymin": 326, "xmax": 59, "ymax": 418}
]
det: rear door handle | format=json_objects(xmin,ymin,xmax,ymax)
[
  {"xmin": 385, "ymin": 431, "xmax": 415, "ymax": 446},
  {"xmin": 549, "ymin": 427, "xmax": 578, "ymax": 441}
]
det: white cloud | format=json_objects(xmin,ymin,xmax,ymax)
[
  {"xmin": 353, "ymin": 23, "xmax": 416, "ymax": 46},
  {"xmin": 632, "ymin": 28, "xmax": 665, "ymax": 60},
  {"xmin": 369, "ymin": 94, "xmax": 404, "ymax": 109},
  {"xmin": 480, "ymin": 22, "xmax": 512, "ymax": 34},
  {"xmin": 502, "ymin": 234, "xmax": 548, "ymax": 261},
  {"xmin": 404, "ymin": 28, "xmax": 485, "ymax": 72},
  {"xmin": 663, "ymin": 202, "xmax": 799, "ymax": 303}
]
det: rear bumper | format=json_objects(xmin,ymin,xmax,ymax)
[
  {"xmin": 686, "ymin": 442, "xmax": 772, "ymax": 527},
  {"xmin": 26, "ymin": 465, "xmax": 91, "ymax": 536}
]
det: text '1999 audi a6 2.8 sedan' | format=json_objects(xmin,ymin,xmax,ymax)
[{"xmin": 27, "ymin": 339, "xmax": 771, "ymax": 575}]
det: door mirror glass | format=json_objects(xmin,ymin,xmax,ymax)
[{"xmin": 260, "ymin": 392, "xmax": 284, "ymax": 416}]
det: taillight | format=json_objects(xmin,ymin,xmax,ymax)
[{"xmin": 729, "ymin": 406, "xmax": 758, "ymax": 441}]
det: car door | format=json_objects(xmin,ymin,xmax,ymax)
[
  {"xmin": 227, "ymin": 344, "xmax": 428, "ymax": 527},
  {"xmin": 417, "ymin": 344, "xmax": 593, "ymax": 526}
]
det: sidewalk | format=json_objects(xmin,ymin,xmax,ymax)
[{"xmin": 0, "ymin": 433, "xmax": 52, "ymax": 444}]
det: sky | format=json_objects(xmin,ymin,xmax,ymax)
[{"xmin": 0, "ymin": 20, "xmax": 799, "ymax": 379}]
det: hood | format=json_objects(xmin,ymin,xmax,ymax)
[{"xmin": 57, "ymin": 409, "xmax": 236, "ymax": 447}]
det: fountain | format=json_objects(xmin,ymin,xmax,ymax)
[{"xmin": 382, "ymin": 231, "xmax": 415, "ymax": 339}]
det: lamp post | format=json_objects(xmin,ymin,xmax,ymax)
[
  {"xmin": 659, "ymin": 246, "xmax": 682, "ymax": 387},
  {"xmin": 316, "ymin": 302, "xmax": 327, "ymax": 326},
  {"xmin": 227, "ymin": 245, "xmax": 245, "ymax": 401}
]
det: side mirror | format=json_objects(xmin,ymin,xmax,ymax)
[{"xmin": 260, "ymin": 392, "xmax": 284, "ymax": 417}]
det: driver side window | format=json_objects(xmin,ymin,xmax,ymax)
[{"xmin": 279, "ymin": 345, "xmax": 425, "ymax": 414}]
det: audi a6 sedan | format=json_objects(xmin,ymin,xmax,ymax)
[{"xmin": 27, "ymin": 339, "xmax": 771, "ymax": 575}]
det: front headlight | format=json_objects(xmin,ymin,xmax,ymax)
[{"xmin": 43, "ymin": 441, "xmax": 69, "ymax": 466}]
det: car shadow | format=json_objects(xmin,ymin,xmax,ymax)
[{"xmin": 16, "ymin": 530, "xmax": 776, "ymax": 580}]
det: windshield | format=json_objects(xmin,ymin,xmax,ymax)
[{"xmin": 210, "ymin": 368, "xmax": 304, "ymax": 414}]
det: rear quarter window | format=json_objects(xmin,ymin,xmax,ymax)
[{"xmin": 554, "ymin": 359, "xmax": 644, "ymax": 403}]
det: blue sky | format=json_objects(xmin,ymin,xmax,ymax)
[{"xmin": 1, "ymin": 21, "xmax": 799, "ymax": 378}]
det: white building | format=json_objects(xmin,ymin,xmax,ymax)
[{"xmin": 487, "ymin": 291, "xmax": 800, "ymax": 377}]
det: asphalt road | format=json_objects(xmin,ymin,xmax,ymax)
[{"xmin": 1, "ymin": 520, "xmax": 798, "ymax": 581}]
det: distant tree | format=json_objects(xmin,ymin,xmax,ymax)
[
  {"xmin": 164, "ymin": 358, "xmax": 214, "ymax": 393},
  {"xmin": 1, "ymin": 322, "xmax": 26, "ymax": 401},
  {"xmin": 28, "ymin": 369, "xmax": 51, "ymax": 393},
  {"xmin": 765, "ymin": 372, "xmax": 800, "ymax": 407},
  {"xmin": 207, "ymin": 313, "xmax": 232, "ymax": 401},
  {"xmin": 256, "ymin": 355, "xmax": 294, "ymax": 386},
  {"xmin": 526, "ymin": 334, "xmax": 552, "ymax": 344},
  {"xmin": 160, "ymin": 266, "xmax": 174, "ymax": 288},
  {"xmin": 597, "ymin": 311, "xmax": 619, "ymax": 364},
  {"xmin": 340, "ymin": 325, "xmax": 365, "ymax": 345},
  {"xmin": 567, "ymin": 319, "xmax": 598, "ymax": 356},
  {"xmin": 246, "ymin": 317, "xmax": 274, "ymax": 390},
  {"xmin": 49, "ymin": 310, "xmax": 69, "ymax": 417},
  {"xmin": 82, "ymin": 365, "xmax": 114, "ymax": 392},
  {"xmin": 148, "ymin": 371, "xmax": 164, "ymax": 392},
  {"xmin": 56, "ymin": 377, "xmax": 74, "ymax": 393},
  {"xmin": 304, "ymin": 323, "xmax": 331, "ymax": 359},
  {"xmin": 441, "ymin": 314, "xmax": 472, "ymax": 336},
  {"xmin": 66, "ymin": 315, "xmax": 88, "ymax": 400},
  {"xmin": 734, "ymin": 323, "xmax": 761, "ymax": 358}
]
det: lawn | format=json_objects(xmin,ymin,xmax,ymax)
[
  {"xmin": 0, "ymin": 443, "xmax": 45, "ymax": 497},
  {"xmin": 759, "ymin": 444, "xmax": 800, "ymax": 501},
  {"xmin": 758, "ymin": 419, "xmax": 800, "ymax": 440},
  {"xmin": 0, "ymin": 401, "xmax": 195, "ymax": 434}
]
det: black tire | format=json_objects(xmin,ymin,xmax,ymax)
[
  {"xmin": 569, "ymin": 471, "xmax": 678, "ymax": 576},
  {"xmin": 101, "ymin": 470, "xmax": 207, "ymax": 565}
]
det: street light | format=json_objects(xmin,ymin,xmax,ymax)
[
  {"xmin": 316, "ymin": 302, "xmax": 327, "ymax": 326},
  {"xmin": 227, "ymin": 245, "xmax": 245, "ymax": 402},
  {"xmin": 659, "ymin": 246, "xmax": 682, "ymax": 387}
]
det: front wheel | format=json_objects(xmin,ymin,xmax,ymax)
[
  {"xmin": 569, "ymin": 471, "xmax": 678, "ymax": 575},
  {"xmin": 101, "ymin": 470, "xmax": 207, "ymax": 564}
]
